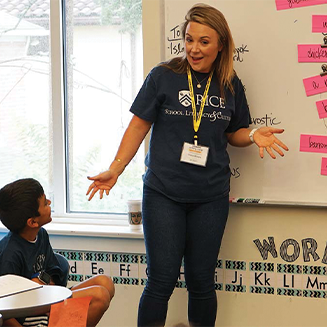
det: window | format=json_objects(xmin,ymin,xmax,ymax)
[
  {"xmin": 0, "ymin": 1, "xmax": 51, "ymax": 195},
  {"xmin": 0, "ymin": 0, "xmax": 144, "ymax": 221}
]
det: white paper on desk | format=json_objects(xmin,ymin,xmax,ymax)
[{"xmin": 0, "ymin": 274, "xmax": 42, "ymax": 298}]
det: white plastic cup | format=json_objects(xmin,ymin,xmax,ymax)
[{"xmin": 127, "ymin": 200, "xmax": 142, "ymax": 230}]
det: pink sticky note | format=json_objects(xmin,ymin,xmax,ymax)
[
  {"xmin": 49, "ymin": 296, "xmax": 92, "ymax": 327},
  {"xmin": 303, "ymin": 74, "xmax": 327, "ymax": 96},
  {"xmin": 316, "ymin": 99, "xmax": 327, "ymax": 118},
  {"xmin": 321, "ymin": 158, "xmax": 327, "ymax": 176},
  {"xmin": 300, "ymin": 134, "xmax": 327, "ymax": 153},
  {"xmin": 276, "ymin": 0, "xmax": 327, "ymax": 10},
  {"xmin": 298, "ymin": 44, "xmax": 327, "ymax": 62},
  {"xmin": 312, "ymin": 15, "xmax": 327, "ymax": 32},
  {"xmin": 322, "ymin": 158, "xmax": 327, "ymax": 175}
]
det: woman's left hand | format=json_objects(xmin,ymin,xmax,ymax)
[{"xmin": 253, "ymin": 127, "xmax": 289, "ymax": 159}]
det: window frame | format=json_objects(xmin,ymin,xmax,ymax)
[
  {"xmin": 48, "ymin": 0, "xmax": 164, "ymax": 227},
  {"xmin": 50, "ymin": 0, "xmax": 67, "ymax": 218},
  {"xmin": 50, "ymin": 0, "xmax": 140, "ymax": 225}
]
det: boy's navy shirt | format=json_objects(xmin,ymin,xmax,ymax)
[
  {"xmin": 130, "ymin": 65, "xmax": 251, "ymax": 202},
  {"xmin": 0, "ymin": 227, "xmax": 66, "ymax": 286}
]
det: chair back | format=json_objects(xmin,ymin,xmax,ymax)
[{"xmin": 54, "ymin": 253, "xmax": 69, "ymax": 287}]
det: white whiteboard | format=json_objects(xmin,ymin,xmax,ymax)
[{"xmin": 164, "ymin": 0, "xmax": 327, "ymax": 206}]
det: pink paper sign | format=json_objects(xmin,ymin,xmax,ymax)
[
  {"xmin": 312, "ymin": 15, "xmax": 327, "ymax": 32},
  {"xmin": 316, "ymin": 99, "xmax": 327, "ymax": 118},
  {"xmin": 300, "ymin": 134, "xmax": 327, "ymax": 153},
  {"xmin": 321, "ymin": 158, "xmax": 327, "ymax": 175},
  {"xmin": 303, "ymin": 74, "xmax": 327, "ymax": 96},
  {"xmin": 276, "ymin": 0, "xmax": 327, "ymax": 10},
  {"xmin": 298, "ymin": 44, "xmax": 327, "ymax": 62},
  {"xmin": 321, "ymin": 158, "xmax": 327, "ymax": 176}
]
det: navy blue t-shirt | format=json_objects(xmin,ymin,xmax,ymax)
[
  {"xmin": 130, "ymin": 65, "xmax": 250, "ymax": 202},
  {"xmin": 0, "ymin": 227, "xmax": 66, "ymax": 286}
]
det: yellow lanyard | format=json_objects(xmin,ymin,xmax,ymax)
[{"xmin": 187, "ymin": 66, "xmax": 214, "ymax": 144}]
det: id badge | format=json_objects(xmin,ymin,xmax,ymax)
[{"xmin": 180, "ymin": 142, "xmax": 209, "ymax": 167}]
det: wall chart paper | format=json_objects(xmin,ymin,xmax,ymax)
[
  {"xmin": 303, "ymin": 74, "xmax": 327, "ymax": 96},
  {"xmin": 312, "ymin": 15, "xmax": 327, "ymax": 32},
  {"xmin": 300, "ymin": 134, "xmax": 327, "ymax": 153},
  {"xmin": 298, "ymin": 44, "xmax": 327, "ymax": 62},
  {"xmin": 275, "ymin": 0, "xmax": 327, "ymax": 11},
  {"xmin": 316, "ymin": 99, "xmax": 327, "ymax": 118},
  {"xmin": 321, "ymin": 157, "xmax": 327, "ymax": 175}
]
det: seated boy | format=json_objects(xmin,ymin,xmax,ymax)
[{"xmin": 0, "ymin": 178, "xmax": 115, "ymax": 327}]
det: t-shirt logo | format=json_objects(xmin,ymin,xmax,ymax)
[
  {"xmin": 33, "ymin": 254, "xmax": 46, "ymax": 272},
  {"xmin": 179, "ymin": 90, "xmax": 191, "ymax": 107}
]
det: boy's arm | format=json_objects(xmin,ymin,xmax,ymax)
[{"xmin": 3, "ymin": 318, "xmax": 23, "ymax": 326}]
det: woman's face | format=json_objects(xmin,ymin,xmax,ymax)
[{"xmin": 185, "ymin": 21, "xmax": 222, "ymax": 73}]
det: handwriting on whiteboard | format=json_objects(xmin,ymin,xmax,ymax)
[
  {"xmin": 167, "ymin": 25, "xmax": 184, "ymax": 56},
  {"xmin": 233, "ymin": 45, "xmax": 249, "ymax": 63},
  {"xmin": 166, "ymin": 25, "xmax": 249, "ymax": 62},
  {"xmin": 231, "ymin": 167, "xmax": 241, "ymax": 179},
  {"xmin": 251, "ymin": 113, "xmax": 281, "ymax": 127}
]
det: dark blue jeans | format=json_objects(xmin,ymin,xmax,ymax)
[{"xmin": 138, "ymin": 185, "xmax": 229, "ymax": 327}]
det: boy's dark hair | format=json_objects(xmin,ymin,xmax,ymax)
[{"xmin": 0, "ymin": 178, "xmax": 44, "ymax": 233}]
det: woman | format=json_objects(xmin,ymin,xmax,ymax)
[{"xmin": 87, "ymin": 4, "xmax": 288, "ymax": 326}]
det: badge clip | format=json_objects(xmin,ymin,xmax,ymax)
[{"xmin": 194, "ymin": 134, "xmax": 198, "ymax": 146}]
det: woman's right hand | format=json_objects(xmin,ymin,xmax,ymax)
[
  {"xmin": 86, "ymin": 170, "xmax": 119, "ymax": 201},
  {"xmin": 86, "ymin": 115, "xmax": 152, "ymax": 201}
]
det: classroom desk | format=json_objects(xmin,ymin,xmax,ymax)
[{"xmin": 0, "ymin": 285, "xmax": 72, "ymax": 320}]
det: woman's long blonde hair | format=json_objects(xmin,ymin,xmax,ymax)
[{"xmin": 161, "ymin": 3, "xmax": 235, "ymax": 96}]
